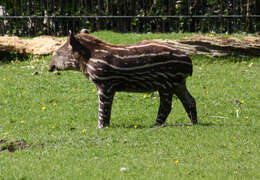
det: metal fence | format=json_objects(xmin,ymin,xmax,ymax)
[{"xmin": 0, "ymin": 0, "xmax": 259, "ymax": 36}]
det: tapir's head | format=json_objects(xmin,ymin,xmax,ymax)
[{"xmin": 48, "ymin": 29, "xmax": 89, "ymax": 72}]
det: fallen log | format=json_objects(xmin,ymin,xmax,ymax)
[
  {"xmin": 0, "ymin": 35, "xmax": 259, "ymax": 57},
  {"xmin": 146, "ymin": 35, "xmax": 260, "ymax": 57},
  {"xmin": 0, "ymin": 36, "xmax": 66, "ymax": 55}
]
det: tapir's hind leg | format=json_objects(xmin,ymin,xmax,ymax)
[
  {"xmin": 175, "ymin": 84, "xmax": 197, "ymax": 124},
  {"xmin": 154, "ymin": 90, "xmax": 174, "ymax": 126}
]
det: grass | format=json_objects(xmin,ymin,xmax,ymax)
[
  {"xmin": 93, "ymin": 31, "xmax": 194, "ymax": 44},
  {"xmin": 0, "ymin": 32, "xmax": 260, "ymax": 179}
]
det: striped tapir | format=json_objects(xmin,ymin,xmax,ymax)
[{"xmin": 49, "ymin": 31, "xmax": 197, "ymax": 128}]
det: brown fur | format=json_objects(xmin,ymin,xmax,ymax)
[{"xmin": 49, "ymin": 32, "xmax": 197, "ymax": 128}]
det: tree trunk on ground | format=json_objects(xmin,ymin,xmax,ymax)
[{"xmin": 0, "ymin": 35, "xmax": 259, "ymax": 57}]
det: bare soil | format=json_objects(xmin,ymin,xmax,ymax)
[
  {"xmin": 0, "ymin": 139, "xmax": 28, "ymax": 152},
  {"xmin": 0, "ymin": 139, "xmax": 45, "ymax": 152}
]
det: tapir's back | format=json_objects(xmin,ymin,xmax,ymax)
[{"xmin": 87, "ymin": 42, "xmax": 193, "ymax": 92}]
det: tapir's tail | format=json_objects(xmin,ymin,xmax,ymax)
[{"xmin": 188, "ymin": 56, "xmax": 193, "ymax": 76}]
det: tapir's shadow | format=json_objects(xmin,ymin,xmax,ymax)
[
  {"xmin": 110, "ymin": 122, "xmax": 215, "ymax": 129},
  {"xmin": 162, "ymin": 122, "xmax": 214, "ymax": 127}
]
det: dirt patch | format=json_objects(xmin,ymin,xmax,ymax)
[{"xmin": 0, "ymin": 139, "xmax": 28, "ymax": 152}]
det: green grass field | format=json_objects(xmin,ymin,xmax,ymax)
[{"xmin": 0, "ymin": 32, "xmax": 260, "ymax": 179}]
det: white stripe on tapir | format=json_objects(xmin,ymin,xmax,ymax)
[
  {"xmin": 113, "ymin": 52, "xmax": 173, "ymax": 59},
  {"xmin": 89, "ymin": 58, "xmax": 191, "ymax": 71},
  {"xmin": 98, "ymin": 89, "xmax": 112, "ymax": 99},
  {"xmin": 164, "ymin": 72, "xmax": 187, "ymax": 78},
  {"xmin": 107, "ymin": 47, "xmax": 131, "ymax": 51},
  {"xmin": 95, "ymin": 50, "xmax": 172, "ymax": 59},
  {"xmin": 107, "ymin": 82, "xmax": 121, "ymax": 93},
  {"xmin": 93, "ymin": 74, "xmax": 144, "ymax": 81},
  {"xmin": 104, "ymin": 43, "xmax": 187, "ymax": 56},
  {"xmin": 86, "ymin": 64, "xmax": 96, "ymax": 71},
  {"xmin": 153, "ymin": 82, "xmax": 167, "ymax": 89},
  {"xmin": 156, "ymin": 72, "xmax": 169, "ymax": 79},
  {"xmin": 95, "ymin": 49, "xmax": 187, "ymax": 59},
  {"xmin": 95, "ymin": 49, "xmax": 109, "ymax": 54}
]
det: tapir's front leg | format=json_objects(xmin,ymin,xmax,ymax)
[
  {"xmin": 154, "ymin": 90, "xmax": 174, "ymax": 126},
  {"xmin": 97, "ymin": 87, "xmax": 115, "ymax": 128}
]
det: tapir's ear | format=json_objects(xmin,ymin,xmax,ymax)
[
  {"xmin": 80, "ymin": 29, "xmax": 89, "ymax": 34},
  {"xmin": 69, "ymin": 30, "xmax": 77, "ymax": 47},
  {"xmin": 68, "ymin": 30, "xmax": 90, "ymax": 59}
]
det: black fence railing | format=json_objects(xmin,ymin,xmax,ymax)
[{"xmin": 0, "ymin": 0, "xmax": 259, "ymax": 36}]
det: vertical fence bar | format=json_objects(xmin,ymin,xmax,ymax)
[
  {"xmin": 251, "ymin": 0, "xmax": 255, "ymax": 32},
  {"xmin": 129, "ymin": 0, "xmax": 132, "ymax": 32},
  {"xmin": 1, "ymin": 0, "xmax": 4, "ymax": 35},
  {"xmin": 253, "ymin": 0, "xmax": 257, "ymax": 32},
  {"xmin": 0, "ymin": 0, "xmax": 2, "ymax": 34},
  {"xmin": 14, "ymin": 0, "xmax": 16, "ymax": 16},
  {"xmin": 256, "ymin": 0, "xmax": 260, "ymax": 32},
  {"xmin": 124, "ymin": 0, "xmax": 126, "ymax": 32},
  {"xmin": 21, "ymin": 0, "xmax": 24, "ymax": 36},
  {"xmin": 233, "ymin": 0, "xmax": 237, "ymax": 33},
  {"xmin": 73, "ymin": 0, "xmax": 75, "ymax": 33},
  {"xmin": 65, "ymin": 0, "xmax": 68, "ymax": 34},
  {"xmin": 168, "ymin": 0, "xmax": 171, "ymax": 32},
  {"xmin": 10, "ymin": 0, "xmax": 13, "ymax": 35},
  {"xmin": 225, "ymin": 1, "xmax": 229, "ymax": 33},
  {"xmin": 34, "ymin": 0, "xmax": 37, "ymax": 36},
  {"xmin": 13, "ymin": 0, "xmax": 16, "ymax": 35},
  {"xmin": 80, "ymin": 0, "xmax": 82, "ymax": 33},
  {"xmin": 207, "ymin": 0, "xmax": 210, "ymax": 33},
  {"xmin": 97, "ymin": 0, "xmax": 100, "ymax": 31},
  {"xmin": 187, "ymin": 0, "xmax": 190, "ymax": 32}
]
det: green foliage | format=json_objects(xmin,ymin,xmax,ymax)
[
  {"xmin": 0, "ymin": 32, "xmax": 260, "ymax": 179},
  {"xmin": 0, "ymin": 0, "xmax": 258, "ymax": 35}
]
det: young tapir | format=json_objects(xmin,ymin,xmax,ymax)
[{"xmin": 49, "ymin": 31, "xmax": 197, "ymax": 128}]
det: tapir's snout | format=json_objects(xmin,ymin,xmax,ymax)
[
  {"xmin": 48, "ymin": 63, "xmax": 56, "ymax": 72},
  {"xmin": 48, "ymin": 37, "xmax": 81, "ymax": 72}
]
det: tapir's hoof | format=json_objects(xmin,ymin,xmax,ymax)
[
  {"xmin": 153, "ymin": 122, "xmax": 163, "ymax": 127},
  {"xmin": 97, "ymin": 123, "xmax": 110, "ymax": 129},
  {"xmin": 191, "ymin": 120, "xmax": 198, "ymax": 125},
  {"xmin": 97, "ymin": 125, "xmax": 103, "ymax": 129}
]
